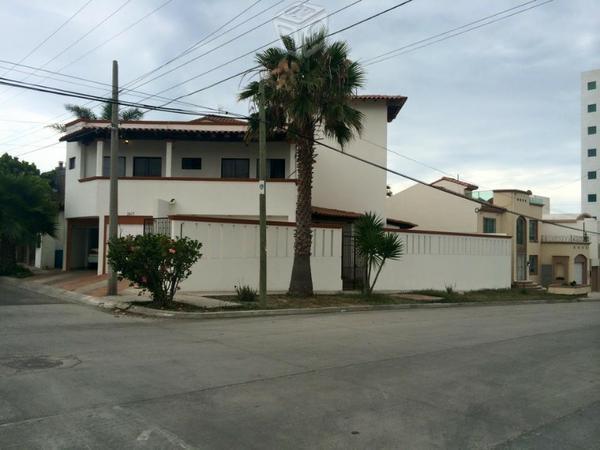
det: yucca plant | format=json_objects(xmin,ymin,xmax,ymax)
[{"xmin": 354, "ymin": 212, "xmax": 404, "ymax": 295}]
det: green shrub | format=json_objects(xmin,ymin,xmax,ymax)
[
  {"xmin": 235, "ymin": 285, "xmax": 258, "ymax": 302},
  {"xmin": 107, "ymin": 234, "xmax": 202, "ymax": 307}
]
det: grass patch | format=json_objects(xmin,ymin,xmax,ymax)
[{"xmin": 408, "ymin": 288, "xmax": 579, "ymax": 303}]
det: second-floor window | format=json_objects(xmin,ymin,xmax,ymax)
[
  {"xmin": 133, "ymin": 157, "xmax": 161, "ymax": 177},
  {"xmin": 181, "ymin": 158, "xmax": 202, "ymax": 170},
  {"xmin": 102, "ymin": 156, "xmax": 126, "ymax": 177},
  {"xmin": 589, "ymin": 104, "xmax": 597, "ymax": 113},
  {"xmin": 256, "ymin": 158, "xmax": 285, "ymax": 179},
  {"xmin": 529, "ymin": 220, "xmax": 538, "ymax": 242},
  {"xmin": 221, "ymin": 158, "xmax": 249, "ymax": 178},
  {"xmin": 589, "ymin": 171, "xmax": 597, "ymax": 180},
  {"xmin": 483, "ymin": 217, "xmax": 496, "ymax": 233},
  {"xmin": 68, "ymin": 157, "xmax": 75, "ymax": 170}
]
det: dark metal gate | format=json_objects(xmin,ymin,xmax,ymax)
[
  {"xmin": 143, "ymin": 217, "xmax": 171, "ymax": 236},
  {"xmin": 342, "ymin": 226, "xmax": 365, "ymax": 291}
]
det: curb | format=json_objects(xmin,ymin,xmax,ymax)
[
  {"xmin": 125, "ymin": 297, "xmax": 600, "ymax": 320},
  {"xmin": 3, "ymin": 276, "xmax": 599, "ymax": 320},
  {"xmin": 0, "ymin": 276, "xmax": 125, "ymax": 312}
]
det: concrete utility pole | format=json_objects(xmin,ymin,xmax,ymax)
[
  {"xmin": 107, "ymin": 60, "xmax": 119, "ymax": 296},
  {"xmin": 258, "ymin": 80, "xmax": 267, "ymax": 304}
]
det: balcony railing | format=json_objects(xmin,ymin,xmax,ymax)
[{"xmin": 541, "ymin": 235, "xmax": 589, "ymax": 243}]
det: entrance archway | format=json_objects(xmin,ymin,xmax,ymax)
[{"xmin": 574, "ymin": 254, "xmax": 587, "ymax": 285}]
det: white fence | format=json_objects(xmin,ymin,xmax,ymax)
[
  {"xmin": 173, "ymin": 219, "xmax": 343, "ymax": 292},
  {"xmin": 376, "ymin": 231, "xmax": 512, "ymax": 291}
]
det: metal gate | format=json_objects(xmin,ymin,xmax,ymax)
[
  {"xmin": 540, "ymin": 264, "xmax": 553, "ymax": 287},
  {"xmin": 341, "ymin": 227, "xmax": 365, "ymax": 291},
  {"xmin": 143, "ymin": 217, "xmax": 171, "ymax": 236}
]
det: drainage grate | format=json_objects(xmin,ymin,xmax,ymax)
[{"xmin": 0, "ymin": 355, "xmax": 80, "ymax": 373}]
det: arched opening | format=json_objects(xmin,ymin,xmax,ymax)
[
  {"xmin": 574, "ymin": 254, "xmax": 587, "ymax": 285},
  {"xmin": 516, "ymin": 216, "xmax": 527, "ymax": 281}
]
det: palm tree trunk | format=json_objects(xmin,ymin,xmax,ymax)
[{"xmin": 288, "ymin": 133, "xmax": 315, "ymax": 296}]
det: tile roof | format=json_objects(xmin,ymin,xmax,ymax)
[{"xmin": 431, "ymin": 176, "xmax": 479, "ymax": 191}]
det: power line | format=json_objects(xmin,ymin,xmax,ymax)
[
  {"xmin": 0, "ymin": 0, "xmax": 94, "ymax": 79},
  {"xmin": 0, "ymin": 0, "xmax": 134, "ymax": 103},
  {"xmin": 364, "ymin": 0, "xmax": 554, "ymax": 67}
]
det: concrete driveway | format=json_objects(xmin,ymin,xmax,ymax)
[{"xmin": 0, "ymin": 282, "xmax": 599, "ymax": 449}]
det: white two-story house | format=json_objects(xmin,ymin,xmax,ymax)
[{"xmin": 61, "ymin": 95, "xmax": 408, "ymax": 275}]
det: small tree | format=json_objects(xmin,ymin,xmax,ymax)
[
  {"xmin": 354, "ymin": 212, "xmax": 404, "ymax": 295},
  {"xmin": 107, "ymin": 234, "xmax": 202, "ymax": 307}
]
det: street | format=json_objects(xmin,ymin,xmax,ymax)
[{"xmin": 0, "ymin": 283, "xmax": 599, "ymax": 449}]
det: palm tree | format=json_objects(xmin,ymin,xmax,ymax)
[
  {"xmin": 49, "ymin": 103, "xmax": 145, "ymax": 131},
  {"xmin": 239, "ymin": 31, "xmax": 365, "ymax": 296}
]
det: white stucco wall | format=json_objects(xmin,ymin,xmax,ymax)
[
  {"xmin": 175, "ymin": 220, "xmax": 343, "ymax": 292},
  {"xmin": 386, "ymin": 183, "xmax": 479, "ymax": 232},
  {"xmin": 581, "ymin": 69, "xmax": 600, "ymax": 215},
  {"xmin": 312, "ymin": 100, "xmax": 389, "ymax": 216},
  {"xmin": 375, "ymin": 231, "xmax": 512, "ymax": 291}
]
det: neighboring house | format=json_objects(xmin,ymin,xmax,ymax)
[
  {"xmin": 581, "ymin": 68, "xmax": 600, "ymax": 215},
  {"xmin": 386, "ymin": 177, "xmax": 591, "ymax": 288},
  {"xmin": 61, "ymin": 95, "xmax": 513, "ymax": 292}
]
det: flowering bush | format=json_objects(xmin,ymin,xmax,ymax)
[{"xmin": 107, "ymin": 234, "xmax": 202, "ymax": 306}]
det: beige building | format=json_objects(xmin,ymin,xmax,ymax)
[{"xmin": 387, "ymin": 177, "xmax": 591, "ymax": 287}]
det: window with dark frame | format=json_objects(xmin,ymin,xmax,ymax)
[
  {"xmin": 483, "ymin": 217, "xmax": 496, "ymax": 233},
  {"xmin": 221, "ymin": 158, "xmax": 250, "ymax": 178},
  {"xmin": 133, "ymin": 157, "xmax": 162, "ymax": 177},
  {"xmin": 589, "ymin": 104, "xmax": 597, "ymax": 113},
  {"xmin": 181, "ymin": 157, "xmax": 202, "ymax": 170},
  {"xmin": 255, "ymin": 158, "xmax": 285, "ymax": 179},
  {"xmin": 588, "ymin": 171, "xmax": 597, "ymax": 180},
  {"xmin": 102, "ymin": 156, "xmax": 126, "ymax": 177},
  {"xmin": 528, "ymin": 220, "xmax": 538, "ymax": 242},
  {"xmin": 588, "ymin": 194, "xmax": 597, "ymax": 203},
  {"xmin": 588, "ymin": 148, "xmax": 597, "ymax": 157},
  {"xmin": 589, "ymin": 126, "xmax": 597, "ymax": 135},
  {"xmin": 68, "ymin": 157, "xmax": 75, "ymax": 170},
  {"xmin": 529, "ymin": 255, "xmax": 538, "ymax": 275},
  {"xmin": 588, "ymin": 81, "xmax": 597, "ymax": 90}
]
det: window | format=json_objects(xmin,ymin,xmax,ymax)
[
  {"xmin": 589, "ymin": 126, "xmax": 597, "ymax": 135},
  {"xmin": 516, "ymin": 217, "xmax": 526, "ymax": 245},
  {"xmin": 588, "ymin": 194, "xmax": 597, "ymax": 203},
  {"xmin": 529, "ymin": 255, "xmax": 538, "ymax": 275},
  {"xmin": 221, "ymin": 158, "xmax": 249, "ymax": 178},
  {"xmin": 589, "ymin": 171, "xmax": 597, "ymax": 180},
  {"xmin": 588, "ymin": 81, "xmax": 597, "ymax": 90},
  {"xmin": 68, "ymin": 157, "xmax": 75, "ymax": 170},
  {"xmin": 589, "ymin": 104, "xmax": 597, "ymax": 113},
  {"xmin": 255, "ymin": 158, "xmax": 285, "ymax": 179},
  {"xmin": 181, "ymin": 158, "xmax": 202, "ymax": 170},
  {"xmin": 133, "ymin": 157, "xmax": 161, "ymax": 177},
  {"xmin": 529, "ymin": 220, "xmax": 538, "ymax": 242},
  {"xmin": 588, "ymin": 148, "xmax": 597, "ymax": 157},
  {"xmin": 102, "ymin": 156, "xmax": 126, "ymax": 177},
  {"xmin": 483, "ymin": 217, "xmax": 496, "ymax": 233}
]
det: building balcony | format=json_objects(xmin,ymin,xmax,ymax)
[
  {"xmin": 541, "ymin": 234, "xmax": 589, "ymax": 244},
  {"xmin": 65, "ymin": 176, "xmax": 298, "ymax": 221}
]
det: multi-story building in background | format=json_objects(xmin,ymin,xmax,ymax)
[{"xmin": 581, "ymin": 68, "xmax": 600, "ymax": 216}]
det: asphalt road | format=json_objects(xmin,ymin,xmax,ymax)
[{"xmin": 0, "ymin": 282, "xmax": 599, "ymax": 449}]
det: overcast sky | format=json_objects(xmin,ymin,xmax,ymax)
[{"xmin": 0, "ymin": 0, "xmax": 598, "ymax": 212}]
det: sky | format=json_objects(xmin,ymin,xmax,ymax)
[{"xmin": 0, "ymin": 0, "xmax": 599, "ymax": 213}]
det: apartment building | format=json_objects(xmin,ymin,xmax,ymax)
[{"xmin": 581, "ymin": 68, "xmax": 600, "ymax": 215}]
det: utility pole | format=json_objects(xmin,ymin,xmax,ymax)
[
  {"xmin": 107, "ymin": 60, "xmax": 119, "ymax": 296},
  {"xmin": 258, "ymin": 80, "xmax": 267, "ymax": 304}
]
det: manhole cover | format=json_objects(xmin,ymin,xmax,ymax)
[{"xmin": 0, "ymin": 355, "xmax": 80, "ymax": 373}]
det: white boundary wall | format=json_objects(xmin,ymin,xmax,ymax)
[
  {"xmin": 376, "ymin": 231, "xmax": 512, "ymax": 291},
  {"xmin": 174, "ymin": 219, "xmax": 343, "ymax": 292}
]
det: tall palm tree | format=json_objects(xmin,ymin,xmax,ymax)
[
  {"xmin": 49, "ymin": 103, "xmax": 145, "ymax": 131},
  {"xmin": 239, "ymin": 31, "xmax": 365, "ymax": 296}
]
